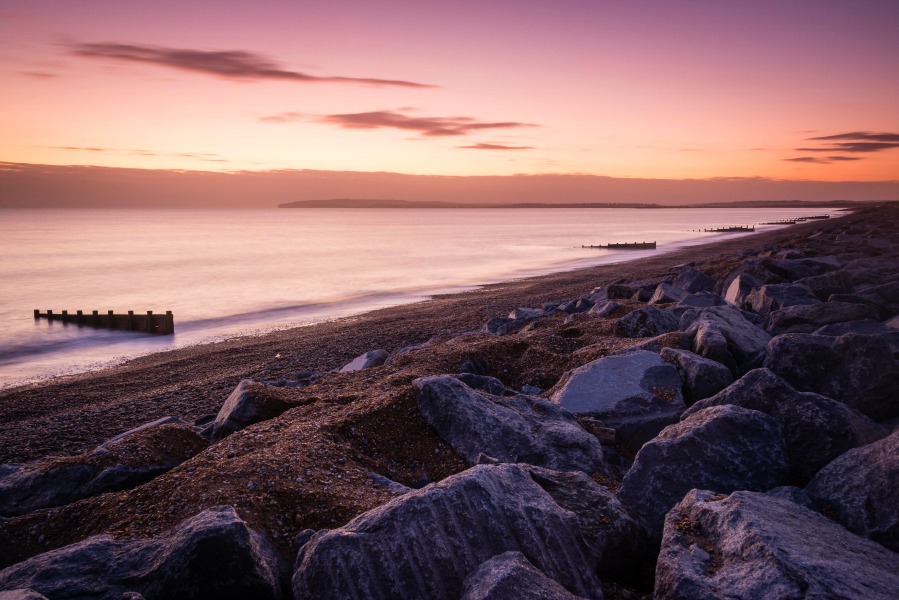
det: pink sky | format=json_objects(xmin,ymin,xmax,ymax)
[{"xmin": 1, "ymin": 0, "xmax": 898, "ymax": 192}]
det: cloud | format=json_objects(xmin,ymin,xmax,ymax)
[
  {"xmin": 20, "ymin": 71, "xmax": 57, "ymax": 79},
  {"xmin": 320, "ymin": 109, "xmax": 537, "ymax": 137},
  {"xmin": 796, "ymin": 131, "xmax": 899, "ymax": 153},
  {"xmin": 68, "ymin": 42, "xmax": 435, "ymax": 88},
  {"xmin": 784, "ymin": 155, "xmax": 863, "ymax": 164},
  {"xmin": 457, "ymin": 143, "xmax": 535, "ymax": 150},
  {"xmin": 259, "ymin": 112, "xmax": 304, "ymax": 123},
  {"xmin": 41, "ymin": 145, "xmax": 227, "ymax": 162}
]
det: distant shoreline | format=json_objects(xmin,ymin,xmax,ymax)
[{"xmin": 278, "ymin": 198, "xmax": 861, "ymax": 209}]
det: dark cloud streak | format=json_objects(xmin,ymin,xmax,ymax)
[
  {"xmin": 320, "ymin": 110, "xmax": 537, "ymax": 137},
  {"xmin": 69, "ymin": 42, "xmax": 435, "ymax": 88},
  {"xmin": 458, "ymin": 143, "xmax": 535, "ymax": 150}
]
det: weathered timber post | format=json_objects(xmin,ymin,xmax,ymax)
[
  {"xmin": 61, "ymin": 310, "xmax": 68, "ymax": 323},
  {"xmin": 76, "ymin": 310, "xmax": 83, "ymax": 325},
  {"xmin": 165, "ymin": 311, "xmax": 174, "ymax": 334},
  {"xmin": 127, "ymin": 310, "xmax": 135, "ymax": 331},
  {"xmin": 92, "ymin": 310, "xmax": 99, "ymax": 327},
  {"xmin": 108, "ymin": 310, "xmax": 114, "ymax": 328},
  {"xmin": 147, "ymin": 310, "xmax": 154, "ymax": 333},
  {"xmin": 34, "ymin": 309, "xmax": 39, "ymax": 319}
]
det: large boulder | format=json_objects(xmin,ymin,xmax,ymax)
[
  {"xmin": 0, "ymin": 506, "xmax": 282, "ymax": 600},
  {"xmin": 806, "ymin": 428, "xmax": 899, "ymax": 552},
  {"xmin": 550, "ymin": 350, "xmax": 686, "ymax": 452},
  {"xmin": 339, "ymin": 349, "xmax": 389, "ymax": 372},
  {"xmin": 483, "ymin": 317, "xmax": 531, "ymax": 336},
  {"xmin": 460, "ymin": 552, "xmax": 585, "ymax": 600},
  {"xmin": 813, "ymin": 319, "xmax": 899, "ymax": 355},
  {"xmin": 655, "ymin": 489, "xmax": 899, "ymax": 600},
  {"xmin": 414, "ymin": 376, "xmax": 608, "ymax": 474},
  {"xmin": 649, "ymin": 283, "xmax": 688, "ymax": 305},
  {"xmin": 766, "ymin": 300, "xmax": 879, "ymax": 335},
  {"xmin": 797, "ymin": 269, "xmax": 854, "ymax": 300},
  {"xmin": 683, "ymin": 368, "xmax": 886, "ymax": 481},
  {"xmin": 292, "ymin": 464, "xmax": 639, "ymax": 600},
  {"xmin": 723, "ymin": 273, "xmax": 761, "ymax": 307},
  {"xmin": 659, "ymin": 348, "xmax": 733, "ymax": 405},
  {"xmin": 0, "ymin": 591, "xmax": 47, "ymax": 600},
  {"xmin": 676, "ymin": 292, "xmax": 725, "ymax": 309},
  {"xmin": 0, "ymin": 425, "xmax": 206, "ymax": 517},
  {"xmin": 614, "ymin": 307, "xmax": 679, "ymax": 338},
  {"xmin": 682, "ymin": 305, "xmax": 771, "ymax": 377},
  {"xmin": 672, "ymin": 267, "xmax": 715, "ymax": 294},
  {"xmin": 744, "ymin": 283, "xmax": 819, "ymax": 318},
  {"xmin": 764, "ymin": 332, "xmax": 899, "ymax": 421},
  {"xmin": 210, "ymin": 380, "xmax": 295, "ymax": 441},
  {"xmin": 607, "ymin": 277, "xmax": 672, "ymax": 301},
  {"xmin": 616, "ymin": 405, "xmax": 788, "ymax": 540}
]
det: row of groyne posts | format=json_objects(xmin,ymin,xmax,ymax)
[
  {"xmin": 33, "ymin": 309, "xmax": 174, "ymax": 335},
  {"xmin": 583, "ymin": 214, "xmax": 831, "ymax": 249}
]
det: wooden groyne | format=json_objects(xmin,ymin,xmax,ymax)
[
  {"xmin": 582, "ymin": 241, "xmax": 657, "ymax": 249},
  {"xmin": 796, "ymin": 215, "xmax": 831, "ymax": 221},
  {"xmin": 704, "ymin": 226, "xmax": 755, "ymax": 232},
  {"xmin": 760, "ymin": 220, "xmax": 797, "ymax": 225},
  {"xmin": 33, "ymin": 310, "xmax": 174, "ymax": 335}
]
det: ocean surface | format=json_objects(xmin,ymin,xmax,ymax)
[{"xmin": 0, "ymin": 207, "xmax": 837, "ymax": 388}]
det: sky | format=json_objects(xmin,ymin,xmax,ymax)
[{"xmin": 1, "ymin": 0, "xmax": 898, "ymax": 204}]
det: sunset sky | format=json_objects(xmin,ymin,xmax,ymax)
[{"xmin": 1, "ymin": 0, "xmax": 898, "ymax": 188}]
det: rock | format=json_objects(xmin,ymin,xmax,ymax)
[
  {"xmin": 95, "ymin": 416, "xmax": 188, "ymax": 448},
  {"xmin": 766, "ymin": 300, "xmax": 879, "ymax": 335},
  {"xmin": 550, "ymin": 350, "xmax": 686, "ymax": 453},
  {"xmin": 649, "ymin": 283, "xmax": 688, "ymax": 305},
  {"xmin": 460, "ymin": 552, "xmax": 586, "ymax": 600},
  {"xmin": 0, "ymin": 506, "xmax": 282, "ymax": 600},
  {"xmin": 625, "ymin": 331, "xmax": 690, "ymax": 354},
  {"xmin": 683, "ymin": 368, "xmax": 886, "ymax": 481},
  {"xmin": 616, "ymin": 405, "xmax": 788, "ymax": 540},
  {"xmin": 887, "ymin": 314, "xmax": 899, "ymax": 329},
  {"xmin": 764, "ymin": 333, "xmax": 899, "ymax": 421},
  {"xmin": 806, "ymin": 428, "xmax": 899, "ymax": 552},
  {"xmin": 676, "ymin": 292, "xmax": 725, "ymax": 309},
  {"xmin": 813, "ymin": 319, "xmax": 899, "ymax": 354},
  {"xmin": 607, "ymin": 276, "xmax": 672, "ymax": 301},
  {"xmin": 655, "ymin": 489, "xmax": 899, "ymax": 600},
  {"xmin": 459, "ymin": 356, "xmax": 491, "ymax": 376},
  {"xmin": 292, "ymin": 464, "xmax": 635, "ymax": 600},
  {"xmin": 659, "ymin": 348, "xmax": 733, "ymax": 405},
  {"xmin": 210, "ymin": 380, "xmax": 295, "ymax": 441},
  {"xmin": 744, "ymin": 283, "xmax": 820, "ymax": 318},
  {"xmin": 0, "ymin": 591, "xmax": 48, "ymax": 600},
  {"xmin": 0, "ymin": 425, "xmax": 207, "ymax": 517},
  {"xmin": 455, "ymin": 373, "xmax": 510, "ymax": 396},
  {"xmin": 339, "ymin": 349, "xmax": 389, "ymax": 372},
  {"xmin": 615, "ymin": 306, "xmax": 680, "ymax": 338},
  {"xmin": 414, "ymin": 376, "xmax": 608, "ymax": 474},
  {"xmin": 723, "ymin": 273, "xmax": 761, "ymax": 307},
  {"xmin": 587, "ymin": 300, "xmax": 621, "ymax": 317},
  {"xmin": 765, "ymin": 485, "xmax": 814, "ymax": 509},
  {"xmin": 672, "ymin": 267, "xmax": 715, "ymax": 294},
  {"xmin": 483, "ymin": 317, "xmax": 531, "ymax": 335},
  {"xmin": 508, "ymin": 307, "xmax": 543, "ymax": 320},
  {"xmin": 683, "ymin": 305, "xmax": 771, "ymax": 377},
  {"xmin": 797, "ymin": 269, "xmax": 854, "ymax": 300}
]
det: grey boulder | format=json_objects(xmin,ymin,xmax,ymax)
[
  {"xmin": 414, "ymin": 376, "xmax": 608, "ymax": 474},
  {"xmin": 550, "ymin": 350, "xmax": 686, "ymax": 452},
  {"xmin": 291, "ymin": 464, "xmax": 638, "ymax": 600},
  {"xmin": 616, "ymin": 405, "xmax": 788, "ymax": 541},
  {"xmin": 649, "ymin": 283, "xmax": 688, "ymax": 305},
  {"xmin": 672, "ymin": 267, "xmax": 716, "ymax": 294},
  {"xmin": 0, "ymin": 506, "xmax": 283, "ymax": 600},
  {"xmin": 210, "ymin": 380, "xmax": 295, "ymax": 441},
  {"xmin": 484, "ymin": 317, "xmax": 531, "ymax": 335},
  {"xmin": 766, "ymin": 300, "xmax": 879, "ymax": 335},
  {"xmin": 615, "ymin": 306, "xmax": 680, "ymax": 338},
  {"xmin": 683, "ymin": 305, "xmax": 771, "ymax": 376},
  {"xmin": 0, "ymin": 591, "xmax": 48, "ymax": 600},
  {"xmin": 764, "ymin": 332, "xmax": 899, "ymax": 421},
  {"xmin": 339, "ymin": 349, "xmax": 389, "ymax": 372},
  {"xmin": 676, "ymin": 292, "xmax": 725, "ymax": 309},
  {"xmin": 683, "ymin": 368, "xmax": 886, "ymax": 481},
  {"xmin": 660, "ymin": 348, "xmax": 733, "ymax": 405},
  {"xmin": 588, "ymin": 300, "xmax": 621, "ymax": 317},
  {"xmin": 806, "ymin": 428, "xmax": 899, "ymax": 552},
  {"xmin": 744, "ymin": 283, "xmax": 820, "ymax": 318},
  {"xmin": 655, "ymin": 489, "xmax": 899, "ymax": 600},
  {"xmin": 723, "ymin": 273, "xmax": 762, "ymax": 307},
  {"xmin": 460, "ymin": 552, "xmax": 586, "ymax": 600}
]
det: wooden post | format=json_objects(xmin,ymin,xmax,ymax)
[
  {"xmin": 61, "ymin": 310, "xmax": 68, "ymax": 323},
  {"xmin": 147, "ymin": 310, "xmax": 154, "ymax": 333},
  {"xmin": 93, "ymin": 310, "xmax": 99, "ymax": 327},
  {"xmin": 76, "ymin": 310, "xmax": 83, "ymax": 325},
  {"xmin": 166, "ymin": 311, "xmax": 174, "ymax": 334},
  {"xmin": 128, "ymin": 310, "xmax": 135, "ymax": 331},
  {"xmin": 47, "ymin": 310, "xmax": 53, "ymax": 320},
  {"xmin": 108, "ymin": 310, "xmax": 114, "ymax": 328},
  {"xmin": 34, "ymin": 309, "xmax": 39, "ymax": 319}
]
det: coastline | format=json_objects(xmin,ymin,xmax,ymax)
[{"xmin": 0, "ymin": 212, "xmax": 855, "ymax": 463}]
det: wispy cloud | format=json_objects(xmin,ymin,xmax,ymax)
[
  {"xmin": 784, "ymin": 155, "xmax": 862, "ymax": 164},
  {"xmin": 20, "ymin": 71, "xmax": 57, "ymax": 79},
  {"xmin": 69, "ymin": 42, "xmax": 435, "ymax": 88},
  {"xmin": 458, "ymin": 143, "xmax": 535, "ymax": 150},
  {"xmin": 320, "ymin": 109, "xmax": 537, "ymax": 137},
  {"xmin": 40, "ymin": 145, "xmax": 228, "ymax": 162},
  {"xmin": 796, "ymin": 131, "xmax": 899, "ymax": 153},
  {"xmin": 259, "ymin": 112, "xmax": 304, "ymax": 123}
]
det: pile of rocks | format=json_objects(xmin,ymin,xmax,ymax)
[{"xmin": 2, "ymin": 206, "xmax": 898, "ymax": 599}]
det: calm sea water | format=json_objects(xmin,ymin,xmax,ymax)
[{"xmin": 0, "ymin": 207, "xmax": 836, "ymax": 388}]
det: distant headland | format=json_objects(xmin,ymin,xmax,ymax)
[{"xmin": 278, "ymin": 198, "xmax": 860, "ymax": 209}]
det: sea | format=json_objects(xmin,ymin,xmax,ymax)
[{"xmin": 0, "ymin": 207, "xmax": 837, "ymax": 389}]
